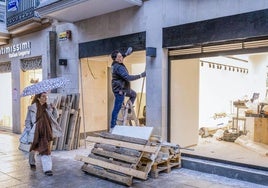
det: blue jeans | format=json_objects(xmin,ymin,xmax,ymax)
[{"xmin": 110, "ymin": 89, "xmax": 136, "ymax": 128}]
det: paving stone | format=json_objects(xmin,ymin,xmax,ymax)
[{"xmin": 0, "ymin": 130, "xmax": 266, "ymax": 188}]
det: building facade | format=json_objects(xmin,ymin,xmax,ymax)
[{"xmin": 1, "ymin": 0, "xmax": 268, "ymax": 172}]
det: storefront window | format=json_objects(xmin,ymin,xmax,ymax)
[{"xmin": 170, "ymin": 52, "xmax": 268, "ymax": 168}]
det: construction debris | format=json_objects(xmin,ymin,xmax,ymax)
[
  {"xmin": 75, "ymin": 126, "xmax": 181, "ymax": 186},
  {"xmin": 235, "ymin": 135, "xmax": 268, "ymax": 156},
  {"xmin": 49, "ymin": 93, "xmax": 81, "ymax": 151}
]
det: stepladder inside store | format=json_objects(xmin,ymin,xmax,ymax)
[{"xmin": 117, "ymin": 99, "xmax": 141, "ymax": 126}]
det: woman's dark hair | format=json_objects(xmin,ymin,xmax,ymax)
[
  {"xmin": 31, "ymin": 93, "xmax": 42, "ymax": 104},
  {"xmin": 31, "ymin": 92, "xmax": 47, "ymax": 107},
  {"xmin": 111, "ymin": 50, "xmax": 120, "ymax": 60}
]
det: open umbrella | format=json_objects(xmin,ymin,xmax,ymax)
[{"xmin": 20, "ymin": 77, "xmax": 70, "ymax": 97}]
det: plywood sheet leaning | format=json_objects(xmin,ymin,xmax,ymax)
[{"xmin": 75, "ymin": 127, "xmax": 161, "ymax": 186}]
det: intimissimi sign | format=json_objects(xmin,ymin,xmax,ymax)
[{"xmin": 0, "ymin": 41, "xmax": 31, "ymax": 58}]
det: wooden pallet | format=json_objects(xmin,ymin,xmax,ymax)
[
  {"xmin": 75, "ymin": 132, "xmax": 161, "ymax": 186},
  {"xmin": 150, "ymin": 154, "xmax": 181, "ymax": 178}
]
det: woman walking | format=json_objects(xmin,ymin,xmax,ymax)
[{"xmin": 25, "ymin": 92, "xmax": 58, "ymax": 176}]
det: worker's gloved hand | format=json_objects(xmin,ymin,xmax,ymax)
[
  {"xmin": 124, "ymin": 47, "xmax": 133, "ymax": 57},
  {"xmin": 140, "ymin": 71, "xmax": 146, "ymax": 78}
]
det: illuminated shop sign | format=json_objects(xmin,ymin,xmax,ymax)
[
  {"xmin": 59, "ymin": 30, "xmax": 72, "ymax": 41},
  {"xmin": 0, "ymin": 41, "xmax": 31, "ymax": 58}
]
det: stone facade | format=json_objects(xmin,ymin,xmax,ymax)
[{"xmin": 3, "ymin": 0, "xmax": 268, "ymax": 140}]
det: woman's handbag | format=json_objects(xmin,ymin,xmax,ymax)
[
  {"xmin": 19, "ymin": 125, "xmax": 34, "ymax": 152},
  {"xmin": 51, "ymin": 116, "xmax": 63, "ymax": 138},
  {"xmin": 19, "ymin": 123, "xmax": 36, "ymax": 144},
  {"xmin": 19, "ymin": 128, "xmax": 29, "ymax": 144},
  {"xmin": 47, "ymin": 110, "xmax": 63, "ymax": 138}
]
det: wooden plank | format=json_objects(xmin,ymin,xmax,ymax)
[
  {"xmin": 137, "ymin": 143, "xmax": 162, "ymax": 178},
  {"xmin": 75, "ymin": 155, "xmax": 147, "ymax": 180},
  {"xmin": 57, "ymin": 107, "xmax": 69, "ymax": 150},
  {"xmin": 58, "ymin": 109, "xmax": 62, "ymax": 115},
  {"xmin": 73, "ymin": 111, "xmax": 81, "ymax": 149},
  {"xmin": 86, "ymin": 136, "xmax": 158, "ymax": 153},
  {"xmin": 150, "ymin": 160, "xmax": 181, "ymax": 178},
  {"xmin": 73, "ymin": 93, "xmax": 80, "ymax": 110},
  {"xmin": 81, "ymin": 163, "xmax": 132, "ymax": 186},
  {"xmin": 96, "ymin": 132, "xmax": 148, "ymax": 145},
  {"xmin": 71, "ymin": 94, "xmax": 76, "ymax": 109},
  {"xmin": 91, "ymin": 148, "xmax": 139, "ymax": 164},
  {"xmin": 56, "ymin": 95, "xmax": 66, "ymax": 150},
  {"xmin": 70, "ymin": 109, "xmax": 76, "ymax": 114},
  {"xmin": 95, "ymin": 143, "xmax": 141, "ymax": 157},
  {"xmin": 89, "ymin": 153, "xmax": 132, "ymax": 168},
  {"xmin": 65, "ymin": 110, "xmax": 79, "ymax": 150},
  {"xmin": 57, "ymin": 95, "xmax": 71, "ymax": 150},
  {"xmin": 51, "ymin": 95, "xmax": 64, "ymax": 150}
]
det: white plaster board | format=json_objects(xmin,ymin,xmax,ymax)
[{"xmin": 112, "ymin": 125, "xmax": 153, "ymax": 140}]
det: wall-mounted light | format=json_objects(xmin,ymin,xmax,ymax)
[
  {"xmin": 146, "ymin": 47, "xmax": 156, "ymax": 57},
  {"xmin": 59, "ymin": 59, "xmax": 67, "ymax": 66}
]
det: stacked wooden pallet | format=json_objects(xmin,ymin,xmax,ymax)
[
  {"xmin": 75, "ymin": 132, "xmax": 161, "ymax": 186},
  {"xmin": 149, "ymin": 143, "xmax": 181, "ymax": 178},
  {"xmin": 75, "ymin": 127, "xmax": 182, "ymax": 186},
  {"xmin": 49, "ymin": 93, "xmax": 81, "ymax": 151}
]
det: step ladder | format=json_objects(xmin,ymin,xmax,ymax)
[{"xmin": 117, "ymin": 99, "xmax": 139, "ymax": 126}]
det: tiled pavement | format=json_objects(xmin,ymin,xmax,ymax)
[{"xmin": 0, "ymin": 130, "xmax": 266, "ymax": 188}]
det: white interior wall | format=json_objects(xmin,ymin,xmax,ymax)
[
  {"xmin": 248, "ymin": 54, "xmax": 267, "ymax": 101},
  {"xmin": 131, "ymin": 63, "xmax": 146, "ymax": 93},
  {"xmin": 199, "ymin": 53, "xmax": 267, "ymax": 128},
  {"xmin": 131, "ymin": 63, "xmax": 146, "ymax": 118},
  {"xmin": 199, "ymin": 57, "xmax": 250, "ymax": 126},
  {"xmin": 170, "ymin": 59, "xmax": 199, "ymax": 147}
]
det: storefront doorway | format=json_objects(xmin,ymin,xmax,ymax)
[
  {"xmin": 79, "ymin": 51, "xmax": 146, "ymax": 134},
  {"xmin": 170, "ymin": 51, "xmax": 268, "ymax": 168},
  {"xmin": 20, "ymin": 57, "xmax": 42, "ymax": 130},
  {"xmin": 0, "ymin": 72, "xmax": 12, "ymax": 130}
]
